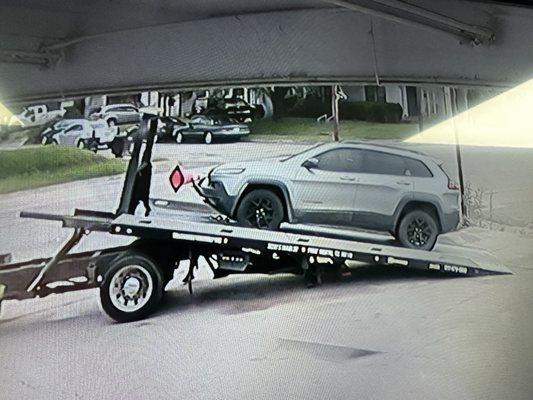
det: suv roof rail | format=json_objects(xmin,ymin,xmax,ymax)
[{"xmin": 341, "ymin": 140, "xmax": 427, "ymax": 156}]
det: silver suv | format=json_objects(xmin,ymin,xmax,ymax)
[
  {"xmin": 90, "ymin": 103, "xmax": 141, "ymax": 127},
  {"xmin": 198, "ymin": 142, "xmax": 460, "ymax": 250}
]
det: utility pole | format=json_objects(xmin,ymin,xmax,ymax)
[
  {"xmin": 331, "ymin": 84, "xmax": 340, "ymax": 142},
  {"xmin": 447, "ymin": 87, "xmax": 467, "ymax": 220},
  {"xmin": 331, "ymin": 85, "xmax": 347, "ymax": 141}
]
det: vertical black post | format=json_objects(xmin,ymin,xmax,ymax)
[
  {"xmin": 450, "ymin": 88, "xmax": 467, "ymax": 219},
  {"xmin": 116, "ymin": 135, "xmax": 143, "ymax": 215},
  {"xmin": 116, "ymin": 116, "xmax": 156, "ymax": 216},
  {"xmin": 331, "ymin": 85, "xmax": 340, "ymax": 142},
  {"xmin": 416, "ymin": 87, "xmax": 425, "ymax": 132}
]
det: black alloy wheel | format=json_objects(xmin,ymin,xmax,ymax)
[{"xmin": 236, "ymin": 189, "xmax": 284, "ymax": 230}]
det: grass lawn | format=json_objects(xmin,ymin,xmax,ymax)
[
  {"xmin": 0, "ymin": 146, "xmax": 126, "ymax": 194},
  {"xmin": 249, "ymin": 117, "xmax": 419, "ymax": 142}
]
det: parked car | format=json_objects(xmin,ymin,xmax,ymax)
[
  {"xmin": 40, "ymin": 119, "xmax": 76, "ymax": 144},
  {"xmin": 90, "ymin": 103, "xmax": 141, "ymax": 127},
  {"xmin": 41, "ymin": 118, "xmax": 117, "ymax": 149},
  {"xmin": 156, "ymin": 116, "xmax": 189, "ymax": 141},
  {"xmin": 175, "ymin": 115, "xmax": 249, "ymax": 144},
  {"xmin": 197, "ymin": 142, "xmax": 460, "ymax": 250},
  {"xmin": 9, "ymin": 104, "xmax": 65, "ymax": 128},
  {"xmin": 205, "ymin": 97, "xmax": 263, "ymax": 122}
]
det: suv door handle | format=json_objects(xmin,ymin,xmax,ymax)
[
  {"xmin": 396, "ymin": 180, "xmax": 411, "ymax": 185},
  {"xmin": 340, "ymin": 176, "xmax": 356, "ymax": 182}
]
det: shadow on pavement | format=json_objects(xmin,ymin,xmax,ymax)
[
  {"xmin": 0, "ymin": 264, "xmax": 470, "ymax": 330},
  {"xmin": 157, "ymin": 264, "xmax": 466, "ymax": 317}
]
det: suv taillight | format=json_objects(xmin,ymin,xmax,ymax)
[
  {"xmin": 439, "ymin": 164, "xmax": 460, "ymax": 190},
  {"xmin": 448, "ymin": 179, "xmax": 460, "ymax": 190}
]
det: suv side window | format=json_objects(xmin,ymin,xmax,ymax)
[
  {"xmin": 405, "ymin": 158, "xmax": 433, "ymax": 177},
  {"xmin": 362, "ymin": 150, "xmax": 408, "ymax": 176},
  {"xmin": 315, "ymin": 149, "xmax": 363, "ymax": 173}
]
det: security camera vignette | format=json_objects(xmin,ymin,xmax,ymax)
[{"xmin": 0, "ymin": 2, "xmax": 532, "ymax": 400}]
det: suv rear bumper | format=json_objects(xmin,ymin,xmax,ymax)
[{"xmin": 441, "ymin": 211, "xmax": 460, "ymax": 233}]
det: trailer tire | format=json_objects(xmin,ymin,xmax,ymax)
[{"xmin": 100, "ymin": 251, "xmax": 164, "ymax": 322}]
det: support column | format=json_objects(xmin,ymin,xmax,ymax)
[
  {"xmin": 331, "ymin": 84, "xmax": 340, "ymax": 142},
  {"xmin": 416, "ymin": 87, "xmax": 425, "ymax": 132},
  {"xmin": 446, "ymin": 87, "xmax": 467, "ymax": 220}
]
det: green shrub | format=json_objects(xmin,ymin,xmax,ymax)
[
  {"xmin": 285, "ymin": 99, "xmax": 403, "ymax": 123},
  {"xmin": 339, "ymin": 101, "xmax": 403, "ymax": 123},
  {"xmin": 287, "ymin": 98, "xmax": 331, "ymax": 118}
]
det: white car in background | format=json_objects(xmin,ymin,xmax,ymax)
[
  {"xmin": 41, "ymin": 118, "xmax": 117, "ymax": 150},
  {"xmin": 9, "ymin": 104, "xmax": 65, "ymax": 128},
  {"xmin": 90, "ymin": 103, "xmax": 141, "ymax": 127}
]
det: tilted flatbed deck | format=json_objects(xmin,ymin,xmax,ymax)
[{"xmin": 0, "ymin": 206, "xmax": 510, "ymax": 303}]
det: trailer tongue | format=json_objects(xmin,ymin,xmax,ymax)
[{"xmin": 0, "ymin": 117, "xmax": 511, "ymax": 322}]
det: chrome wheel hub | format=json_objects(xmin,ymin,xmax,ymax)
[
  {"xmin": 123, "ymin": 276, "xmax": 141, "ymax": 297},
  {"xmin": 109, "ymin": 265, "xmax": 153, "ymax": 313}
]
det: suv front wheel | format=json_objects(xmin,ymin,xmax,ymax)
[
  {"xmin": 236, "ymin": 189, "xmax": 285, "ymax": 230},
  {"xmin": 397, "ymin": 209, "xmax": 439, "ymax": 251}
]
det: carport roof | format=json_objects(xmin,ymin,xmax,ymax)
[
  {"xmin": 0, "ymin": 0, "xmax": 329, "ymax": 39},
  {"xmin": 1, "ymin": 0, "xmax": 533, "ymax": 102},
  {"xmin": 3, "ymin": 0, "xmax": 529, "ymax": 39}
]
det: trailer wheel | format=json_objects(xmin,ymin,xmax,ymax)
[{"xmin": 100, "ymin": 251, "xmax": 164, "ymax": 322}]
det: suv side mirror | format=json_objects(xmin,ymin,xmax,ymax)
[{"xmin": 302, "ymin": 158, "xmax": 319, "ymax": 170}]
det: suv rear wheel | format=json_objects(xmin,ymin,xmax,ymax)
[
  {"xmin": 397, "ymin": 209, "xmax": 439, "ymax": 251},
  {"xmin": 236, "ymin": 189, "xmax": 285, "ymax": 230}
]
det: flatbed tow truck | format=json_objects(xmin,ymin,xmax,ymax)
[{"xmin": 0, "ymin": 118, "xmax": 511, "ymax": 322}]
